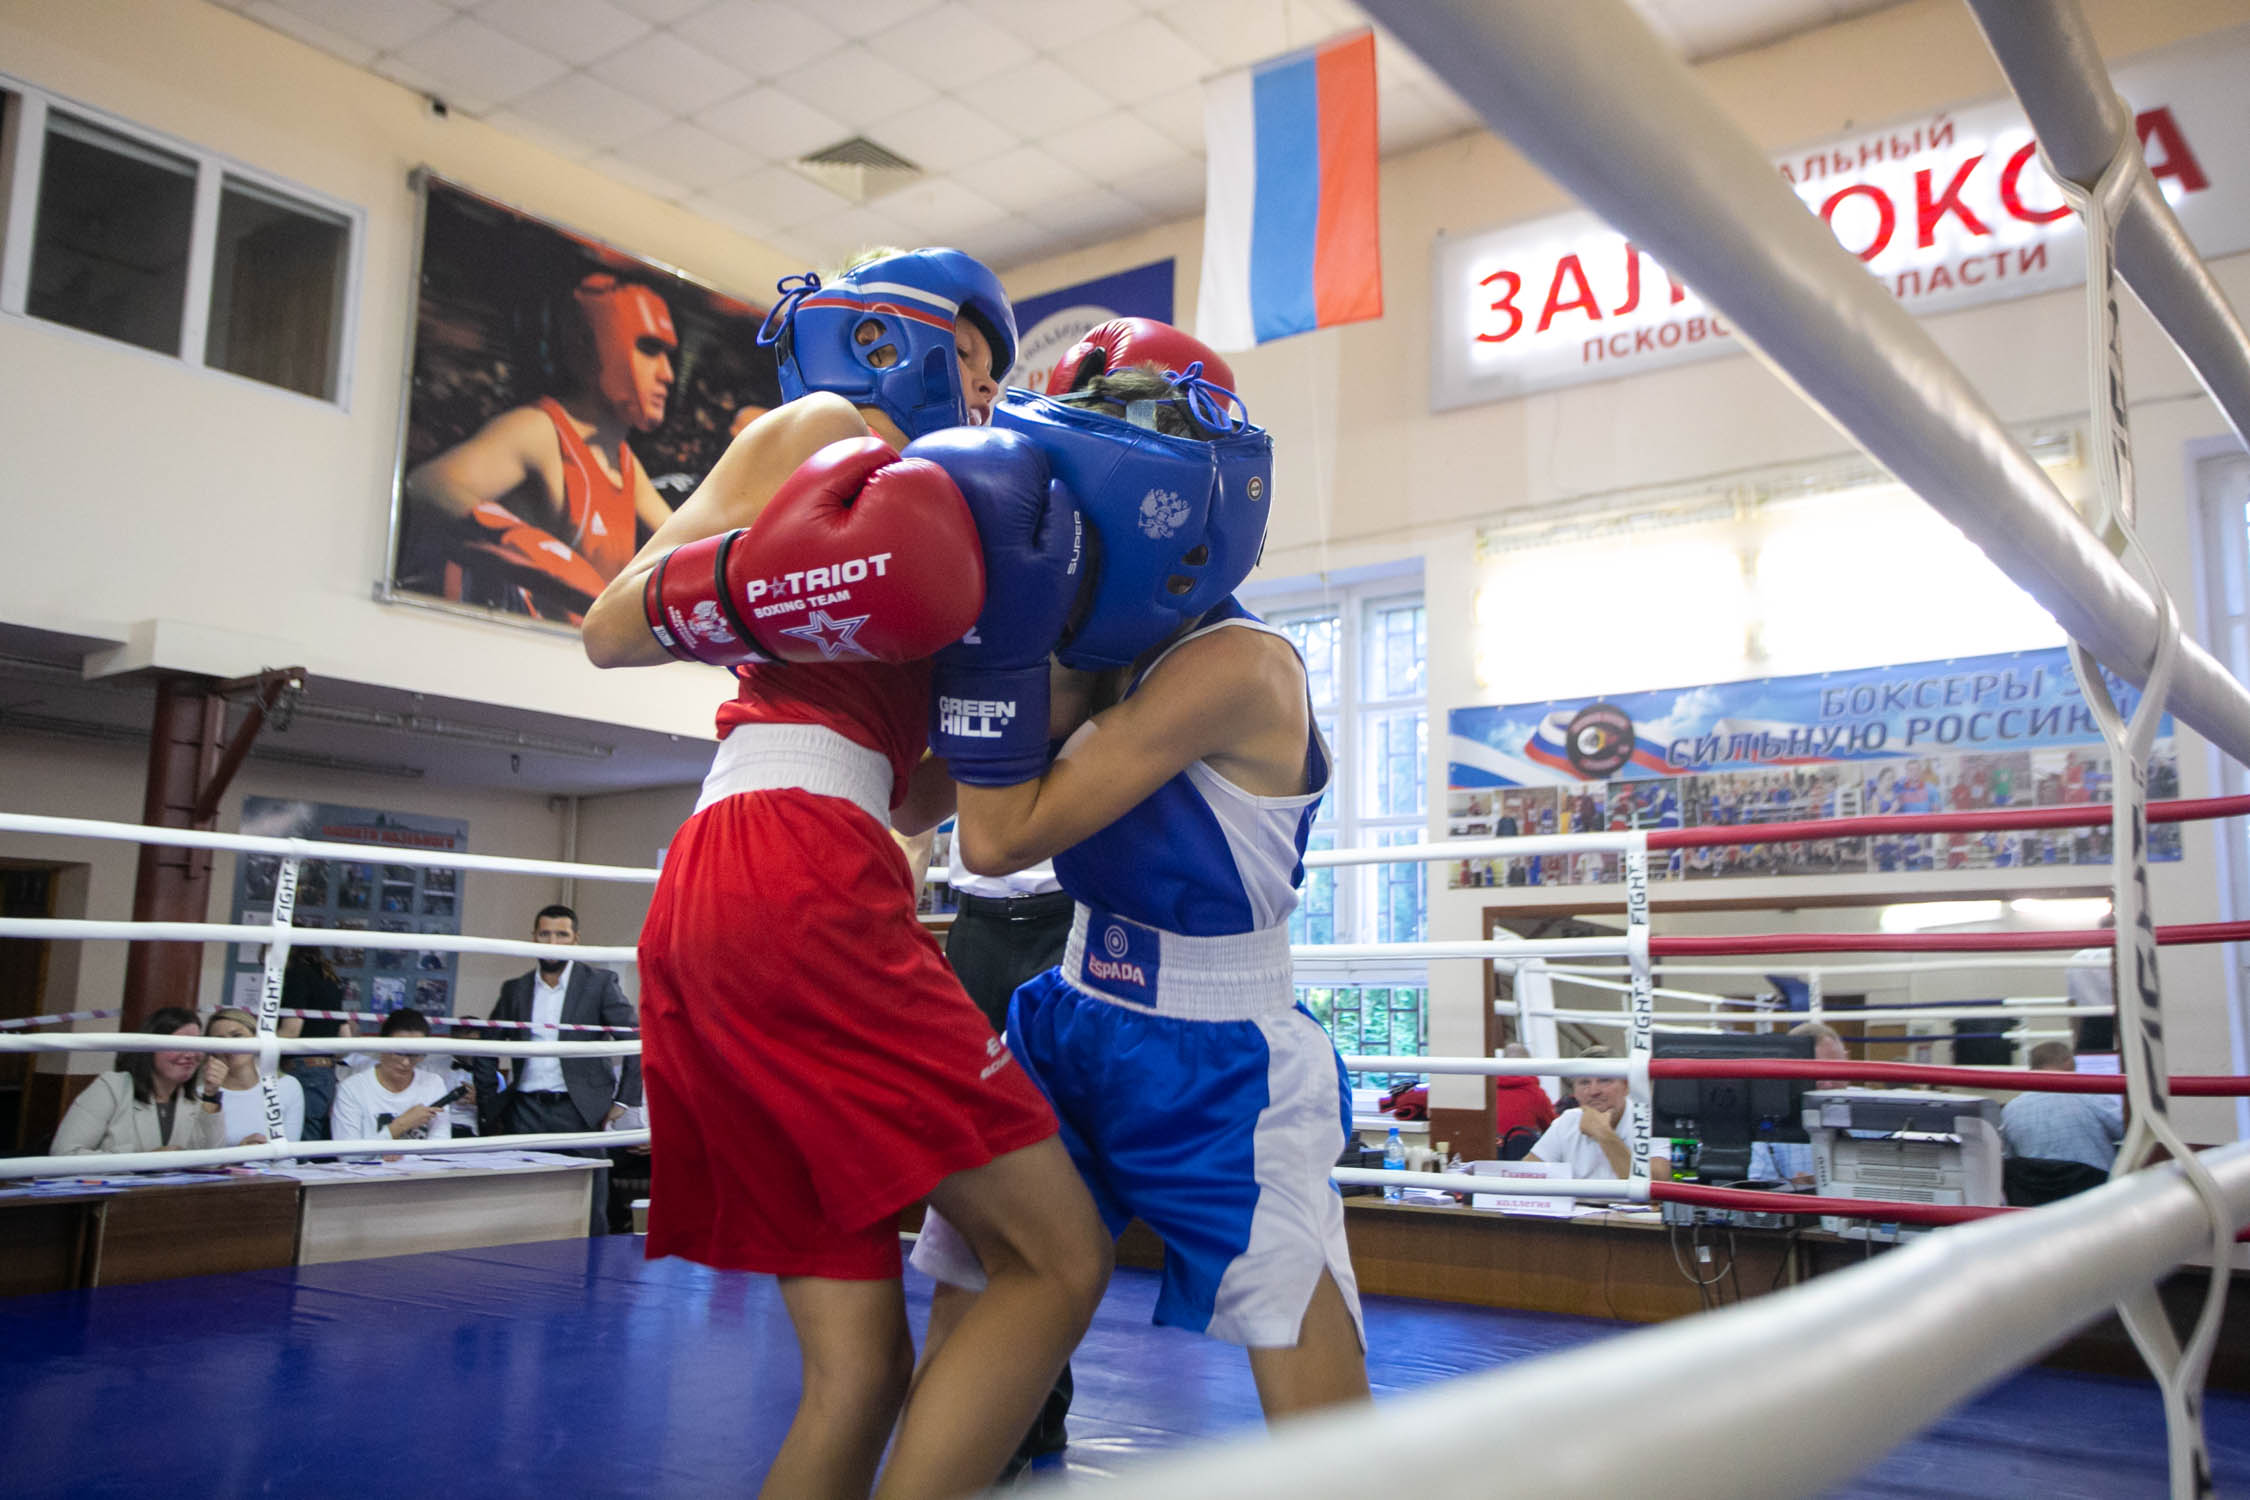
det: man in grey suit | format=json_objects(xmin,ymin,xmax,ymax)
[{"xmin": 473, "ymin": 904, "xmax": 641, "ymax": 1233}]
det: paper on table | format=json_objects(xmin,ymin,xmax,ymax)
[{"xmin": 1466, "ymin": 1159, "xmax": 1577, "ymax": 1217}]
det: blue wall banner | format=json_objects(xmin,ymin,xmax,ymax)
[
  {"xmin": 1444, "ymin": 647, "xmax": 2176, "ymax": 887},
  {"xmin": 1011, "ymin": 259, "xmax": 1176, "ymax": 392}
]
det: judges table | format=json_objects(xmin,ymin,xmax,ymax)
[{"xmin": 0, "ymin": 1154, "xmax": 601, "ymax": 1295}]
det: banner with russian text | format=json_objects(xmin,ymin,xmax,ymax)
[
  {"xmin": 1444, "ymin": 647, "xmax": 2178, "ymax": 887},
  {"xmin": 1010, "ymin": 260, "xmax": 1175, "ymax": 393},
  {"xmin": 1430, "ymin": 26, "xmax": 2250, "ymax": 408}
]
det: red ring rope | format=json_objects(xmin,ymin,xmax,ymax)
[
  {"xmin": 1648, "ymin": 1179, "xmax": 2250, "ymax": 1240},
  {"xmin": 1649, "ymin": 1057, "xmax": 2250, "ymax": 1095},
  {"xmin": 1647, "ymin": 920, "xmax": 2250, "ymax": 957},
  {"xmin": 1641, "ymin": 792, "xmax": 2250, "ymax": 850}
]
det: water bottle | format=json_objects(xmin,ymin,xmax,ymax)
[{"xmin": 1383, "ymin": 1126, "xmax": 1406, "ymax": 1202}]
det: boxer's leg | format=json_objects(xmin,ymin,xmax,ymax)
[
  {"xmin": 765, "ymin": 1274, "xmax": 915, "ymax": 1500},
  {"xmin": 878, "ymin": 1137, "xmax": 1109, "ymax": 1499},
  {"xmin": 1246, "ymin": 1269, "xmax": 1373, "ymax": 1417}
]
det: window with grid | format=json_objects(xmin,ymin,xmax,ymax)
[
  {"xmin": 0, "ymin": 82, "xmax": 356, "ymax": 403},
  {"xmin": 1269, "ymin": 584, "xmax": 1429, "ymax": 1085}
]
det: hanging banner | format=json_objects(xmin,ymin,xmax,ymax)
[
  {"xmin": 384, "ymin": 172, "xmax": 778, "ymax": 629},
  {"xmin": 225, "ymin": 800, "xmax": 472, "ymax": 1020},
  {"xmin": 1444, "ymin": 646, "xmax": 2179, "ymax": 887},
  {"xmin": 1431, "ymin": 27, "xmax": 2250, "ymax": 408},
  {"xmin": 1009, "ymin": 259, "xmax": 1176, "ymax": 393}
]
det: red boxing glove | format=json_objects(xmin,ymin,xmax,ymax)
[
  {"xmin": 643, "ymin": 436, "xmax": 985, "ymax": 666},
  {"xmin": 1047, "ymin": 317, "xmax": 1237, "ymax": 395}
]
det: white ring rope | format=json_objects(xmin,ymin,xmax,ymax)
[
  {"xmin": 0, "ymin": 1128, "xmax": 650, "ymax": 1181},
  {"xmin": 1529, "ymin": 1004, "xmax": 2112, "ymax": 1027},
  {"xmin": 0, "ymin": 916, "xmax": 637, "ymax": 966},
  {"xmin": 0, "ymin": 1032, "xmax": 638, "ymax": 1059},
  {"xmin": 0, "ymin": 811, "xmax": 659, "ymax": 884}
]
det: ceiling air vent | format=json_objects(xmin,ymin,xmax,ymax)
[{"xmin": 792, "ymin": 136, "xmax": 922, "ymax": 204}]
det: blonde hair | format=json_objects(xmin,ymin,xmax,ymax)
[{"xmin": 209, "ymin": 1006, "xmax": 260, "ymax": 1035}]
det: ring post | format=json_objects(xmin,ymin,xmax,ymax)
[
  {"xmin": 1625, "ymin": 837, "xmax": 1654, "ymax": 1184},
  {"xmin": 251, "ymin": 855, "xmax": 298, "ymax": 1146}
]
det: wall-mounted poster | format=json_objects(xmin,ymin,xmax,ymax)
[
  {"xmin": 1444, "ymin": 647, "xmax": 2178, "ymax": 888},
  {"xmin": 1010, "ymin": 260, "xmax": 1176, "ymax": 393},
  {"xmin": 384, "ymin": 172, "xmax": 779, "ymax": 629},
  {"xmin": 226, "ymin": 799, "xmax": 471, "ymax": 1020}
]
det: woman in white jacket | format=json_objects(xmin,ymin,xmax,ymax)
[{"xmin": 52, "ymin": 1006, "xmax": 225, "ymax": 1155}]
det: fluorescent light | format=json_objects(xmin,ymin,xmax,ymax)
[
  {"xmin": 2010, "ymin": 897, "xmax": 2112, "ymax": 924},
  {"xmin": 1879, "ymin": 900, "xmax": 2003, "ymax": 932}
]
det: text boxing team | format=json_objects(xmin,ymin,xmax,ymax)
[{"xmin": 580, "ymin": 248, "xmax": 1363, "ymax": 1500}]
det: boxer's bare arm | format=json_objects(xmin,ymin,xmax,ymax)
[
  {"xmin": 583, "ymin": 394, "xmax": 873, "ymax": 668},
  {"xmin": 954, "ymin": 629, "xmax": 1308, "ymax": 875},
  {"xmin": 405, "ymin": 406, "xmax": 561, "ymax": 524},
  {"xmin": 893, "ymin": 755, "xmax": 959, "ymax": 838}
]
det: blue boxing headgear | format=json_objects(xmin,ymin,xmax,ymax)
[
  {"xmin": 991, "ymin": 364, "xmax": 1272, "ymax": 670},
  {"xmin": 757, "ymin": 248, "xmax": 1016, "ymax": 441}
]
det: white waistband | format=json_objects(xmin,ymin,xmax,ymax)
[
  {"xmin": 696, "ymin": 723, "xmax": 893, "ymax": 827},
  {"xmin": 1060, "ymin": 905, "xmax": 1297, "ymax": 1021}
]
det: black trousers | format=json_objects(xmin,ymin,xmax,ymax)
[
  {"xmin": 943, "ymin": 888, "xmax": 1077, "ymax": 1466},
  {"xmin": 503, "ymin": 1090, "xmax": 612, "ymax": 1237}
]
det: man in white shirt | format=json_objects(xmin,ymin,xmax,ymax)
[
  {"xmin": 332, "ymin": 1009, "xmax": 457, "ymax": 1143},
  {"xmin": 1526, "ymin": 1047, "xmax": 1632, "ymax": 1180},
  {"xmin": 469, "ymin": 904, "xmax": 640, "ymax": 1233}
]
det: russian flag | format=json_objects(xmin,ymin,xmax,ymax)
[{"xmin": 1197, "ymin": 30, "xmax": 1383, "ymax": 351}]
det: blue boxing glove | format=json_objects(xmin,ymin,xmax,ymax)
[{"xmin": 903, "ymin": 428, "xmax": 1086, "ymax": 785}]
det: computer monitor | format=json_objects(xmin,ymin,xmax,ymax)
[{"xmin": 1650, "ymin": 1031, "xmax": 1816, "ymax": 1185}]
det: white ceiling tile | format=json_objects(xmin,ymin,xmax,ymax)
[
  {"xmin": 503, "ymin": 71, "xmax": 668, "ymax": 150},
  {"xmin": 611, "ymin": 0, "xmax": 710, "ymax": 22},
  {"xmin": 818, "ymin": 0, "xmax": 945, "ymax": 40},
  {"xmin": 1038, "ymin": 185, "xmax": 1149, "ymax": 246},
  {"xmin": 867, "ymin": 94, "xmax": 1019, "ymax": 174},
  {"xmin": 1156, "ymin": 0, "xmax": 1293, "ymax": 72},
  {"xmin": 239, "ymin": 1, "xmax": 378, "ymax": 65},
  {"xmin": 1110, "ymin": 162, "xmax": 1206, "ymax": 223},
  {"xmin": 794, "ymin": 202, "xmax": 914, "ymax": 267},
  {"xmin": 773, "ymin": 46, "xmax": 938, "ymax": 131},
  {"xmin": 951, "ymin": 143, "xmax": 1093, "ymax": 218},
  {"xmin": 472, "ymin": 0, "xmax": 648, "ymax": 68},
  {"xmin": 1042, "ymin": 110, "xmax": 1185, "ymax": 181},
  {"xmin": 610, "ymin": 118, "xmax": 757, "ymax": 190},
  {"xmin": 877, "ymin": 176, "xmax": 1007, "ymax": 243},
  {"xmin": 583, "ymin": 150, "xmax": 690, "ymax": 203},
  {"xmin": 861, "ymin": 7, "xmax": 1031, "ymax": 91},
  {"xmin": 597, "ymin": 27, "xmax": 754, "ymax": 111},
  {"xmin": 671, "ymin": 2, "xmax": 846, "ymax": 83},
  {"xmin": 1131, "ymin": 83, "xmax": 1209, "ymax": 153},
  {"xmin": 481, "ymin": 107, "xmax": 601, "ymax": 163},
  {"xmin": 701, "ymin": 86, "xmax": 850, "ymax": 161},
  {"xmin": 963, "ymin": 214, "xmax": 1071, "ymax": 273},
  {"xmin": 961, "ymin": 0, "xmax": 1115, "ymax": 51},
  {"xmin": 253, "ymin": 0, "xmax": 453, "ymax": 55},
  {"xmin": 708, "ymin": 163, "xmax": 854, "ymax": 233},
  {"xmin": 1074, "ymin": 17, "xmax": 1213, "ymax": 105},
  {"xmin": 684, "ymin": 192, "xmax": 788, "ymax": 248},
  {"xmin": 388, "ymin": 15, "xmax": 571, "ymax": 111},
  {"xmin": 978, "ymin": 56, "xmax": 1112, "ymax": 133}
]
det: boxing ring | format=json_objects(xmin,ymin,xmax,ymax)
[{"xmin": 9, "ymin": 0, "xmax": 2250, "ymax": 1493}]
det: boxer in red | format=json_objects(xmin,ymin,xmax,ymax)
[{"xmin": 583, "ymin": 249, "xmax": 1106, "ymax": 1500}]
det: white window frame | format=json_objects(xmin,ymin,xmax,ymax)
[
  {"xmin": 0, "ymin": 71, "xmax": 365, "ymax": 410},
  {"xmin": 1251, "ymin": 571, "xmax": 1429, "ymax": 945}
]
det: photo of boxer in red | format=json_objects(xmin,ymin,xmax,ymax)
[{"xmin": 582, "ymin": 248, "xmax": 1107, "ymax": 1500}]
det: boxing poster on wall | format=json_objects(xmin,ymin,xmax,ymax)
[
  {"xmin": 1443, "ymin": 646, "xmax": 2179, "ymax": 888},
  {"xmin": 224, "ymin": 799, "xmax": 471, "ymax": 1021},
  {"xmin": 383, "ymin": 171, "xmax": 779, "ymax": 630},
  {"xmin": 1009, "ymin": 259, "xmax": 1176, "ymax": 394}
]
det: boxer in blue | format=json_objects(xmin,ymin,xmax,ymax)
[{"xmin": 906, "ymin": 325, "xmax": 1369, "ymax": 1423}]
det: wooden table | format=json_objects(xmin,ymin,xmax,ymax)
[
  {"xmin": 295, "ymin": 1160, "xmax": 599, "ymax": 1265},
  {"xmin": 0, "ymin": 1177, "xmax": 299, "ymax": 1294}
]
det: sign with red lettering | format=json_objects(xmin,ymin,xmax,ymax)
[{"xmin": 1432, "ymin": 30, "xmax": 2248, "ymax": 408}]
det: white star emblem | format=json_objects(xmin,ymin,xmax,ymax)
[{"xmin": 778, "ymin": 609, "xmax": 873, "ymax": 660}]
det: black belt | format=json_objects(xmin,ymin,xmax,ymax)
[
  {"xmin": 954, "ymin": 889, "xmax": 1074, "ymax": 922},
  {"xmin": 516, "ymin": 1090, "xmax": 572, "ymax": 1101}
]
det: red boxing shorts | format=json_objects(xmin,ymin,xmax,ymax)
[{"xmin": 638, "ymin": 788, "xmax": 1056, "ymax": 1279}]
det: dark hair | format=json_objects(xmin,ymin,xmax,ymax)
[
  {"xmin": 533, "ymin": 904, "xmax": 578, "ymax": 931},
  {"xmin": 119, "ymin": 1005, "xmax": 204, "ymax": 1105},
  {"xmin": 1067, "ymin": 367, "xmax": 1225, "ymax": 441},
  {"xmin": 380, "ymin": 1008, "xmax": 432, "ymax": 1038}
]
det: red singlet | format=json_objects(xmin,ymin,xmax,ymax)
[{"xmin": 539, "ymin": 396, "xmax": 640, "ymax": 582}]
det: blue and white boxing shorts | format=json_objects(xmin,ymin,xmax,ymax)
[{"xmin": 912, "ymin": 908, "xmax": 1364, "ymax": 1350}]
